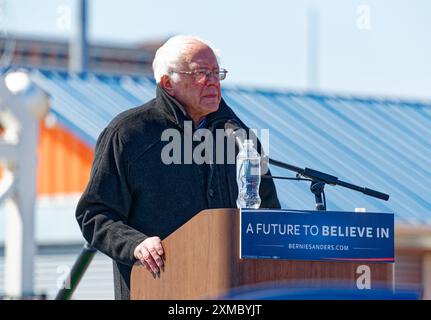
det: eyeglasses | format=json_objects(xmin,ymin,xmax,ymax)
[{"xmin": 173, "ymin": 68, "xmax": 228, "ymax": 81}]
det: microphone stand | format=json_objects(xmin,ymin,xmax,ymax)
[{"xmin": 262, "ymin": 157, "xmax": 390, "ymax": 211}]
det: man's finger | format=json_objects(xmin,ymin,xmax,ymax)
[
  {"xmin": 140, "ymin": 259, "xmax": 152, "ymax": 272},
  {"xmin": 148, "ymin": 247, "xmax": 164, "ymax": 268},
  {"xmin": 155, "ymin": 242, "xmax": 164, "ymax": 256},
  {"xmin": 139, "ymin": 247, "xmax": 158, "ymax": 274},
  {"xmin": 150, "ymin": 237, "xmax": 164, "ymax": 256}
]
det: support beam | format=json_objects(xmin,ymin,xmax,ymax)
[
  {"xmin": 4, "ymin": 104, "xmax": 39, "ymax": 298},
  {"xmin": 1, "ymin": 71, "xmax": 49, "ymax": 298}
]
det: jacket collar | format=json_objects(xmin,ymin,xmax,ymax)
[{"xmin": 155, "ymin": 84, "xmax": 236, "ymax": 130}]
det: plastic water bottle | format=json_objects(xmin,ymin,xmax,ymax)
[{"xmin": 236, "ymin": 139, "xmax": 261, "ymax": 209}]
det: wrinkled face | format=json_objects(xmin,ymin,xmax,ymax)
[{"xmin": 170, "ymin": 42, "xmax": 222, "ymax": 121}]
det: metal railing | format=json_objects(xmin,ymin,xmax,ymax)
[{"xmin": 55, "ymin": 242, "xmax": 97, "ymax": 300}]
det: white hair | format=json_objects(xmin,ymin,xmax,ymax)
[{"xmin": 152, "ymin": 35, "xmax": 220, "ymax": 83}]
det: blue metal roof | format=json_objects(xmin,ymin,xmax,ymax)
[{"xmin": 7, "ymin": 69, "xmax": 431, "ymax": 226}]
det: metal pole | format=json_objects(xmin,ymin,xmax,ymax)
[
  {"xmin": 55, "ymin": 242, "xmax": 97, "ymax": 300},
  {"xmin": 69, "ymin": 0, "xmax": 88, "ymax": 72}
]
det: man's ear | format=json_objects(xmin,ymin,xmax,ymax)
[{"xmin": 160, "ymin": 75, "xmax": 175, "ymax": 95}]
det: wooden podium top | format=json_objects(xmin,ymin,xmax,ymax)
[{"xmin": 131, "ymin": 209, "xmax": 393, "ymax": 300}]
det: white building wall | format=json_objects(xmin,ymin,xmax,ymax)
[{"xmin": 1, "ymin": 245, "xmax": 114, "ymax": 300}]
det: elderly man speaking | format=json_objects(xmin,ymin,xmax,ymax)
[{"xmin": 76, "ymin": 35, "xmax": 280, "ymax": 300}]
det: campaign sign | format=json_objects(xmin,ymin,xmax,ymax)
[{"xmin": 240, "ymin": 209, "xmax": 394, "ymax": 263}]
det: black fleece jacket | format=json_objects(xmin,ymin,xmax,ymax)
[{"xmin": 75, "ymin": 86, "xmax": 280, "ymax": 299}]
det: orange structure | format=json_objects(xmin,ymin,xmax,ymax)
[{"xmin": 37, "ymin": 121, "xmax": 94, "ymax": 195}]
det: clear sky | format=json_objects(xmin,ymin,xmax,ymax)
[{"xmin": 2, "ymin": 0, "xmax": 431, "ymax": 100}]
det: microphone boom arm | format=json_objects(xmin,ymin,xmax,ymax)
[
  {"xmin": 267, "ymin": 157, "xmax": 390, "ymax": 202},
  {"xmin": 223, "ymin": 120, "xmax": 389, "ymax": 209}
]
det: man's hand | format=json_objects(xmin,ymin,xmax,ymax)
[{"xmin": 134, "ymin": 236, "xmax": 164, "ymax": 275}]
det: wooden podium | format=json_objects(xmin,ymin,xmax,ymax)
[{"xmin": 130, "ymin": 209, "xmax": 393, "ymax": 300}]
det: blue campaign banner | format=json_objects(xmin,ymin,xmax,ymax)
[{"xmin": 240, "ymin": 209, "xmax": 394, "ymax": 263}]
